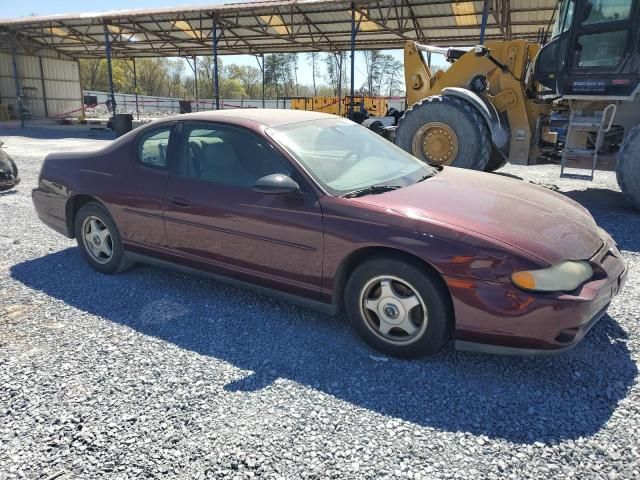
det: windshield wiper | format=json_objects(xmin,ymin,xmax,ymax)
[
  {"xmin": 343, "ymin": 185, "xmax": 402, "ymax": 198},
  {"xmin": 415, "ymin": 166, "xmax": 442, "ymax": 183}
]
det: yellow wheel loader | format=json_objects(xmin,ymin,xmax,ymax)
[{"xmin": 393, "ymin": 0, "xmax": 640, "ymax": 210}]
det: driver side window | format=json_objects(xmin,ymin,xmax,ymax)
[{"xmin": 178, "ymin": 123, "xmax": 294, "ymax": 189}]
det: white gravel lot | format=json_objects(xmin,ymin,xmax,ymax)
[{"xmin": 0, "ymin": 126, "xmax": 639, "ymax": 480}]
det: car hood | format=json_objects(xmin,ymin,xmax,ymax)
[{"xmin": 352, "ymin": 167, "xmax": 603, "ymax": 264}]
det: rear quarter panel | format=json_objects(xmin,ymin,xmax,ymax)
[
  {"xmin": 33, "ymin": 149, "xmax": 113, "ymax": 237},
  {"xmin": 33, "ymin": 123, "xmax": 171, "ymax": 245}
]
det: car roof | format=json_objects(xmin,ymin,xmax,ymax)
[{"xmin": 162, "ymin": 108, "xmax": 339, "ymax": 128}]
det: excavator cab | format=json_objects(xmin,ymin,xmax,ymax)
[{"xmin": 534, "ymin": 0, "xmax": 640, "ymax": 97}]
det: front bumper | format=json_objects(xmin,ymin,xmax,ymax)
[{"xmin": 445, "ymin": 241, "xmax": 627, "ymax": 354}]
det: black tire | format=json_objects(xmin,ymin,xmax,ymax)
[
  {"xmin": 485, "ymin": 147, "xmax": 508, "ymax": 172},
  {"xmin": 0, "ymin": 149, "xmax": 19, "ymax": 192},
  {"xmin": 394, "ymin": 95, "xmax": 491, "ymax": 170},
  {"xmin": 345, "ymin": 255, "xmax": 453, "ymax": 358},
  {"xmin": 616, "ymin": 124, "xmax": 640, "ymax": 210},
  {"xmin": 74, "ymin": 202, "xmax": 131, "ymax": 274}
]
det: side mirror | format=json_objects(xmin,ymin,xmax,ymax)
[{"xmin": 252, "ymin": 173, "xmax": 300, "ymax": 195}]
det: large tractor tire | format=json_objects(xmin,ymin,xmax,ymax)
[
  {"xmin": 485, "ymin": 147, "xmax": 509, "ymax": 172},
  {"xmin": 395, "ymin": 95, "xmax": 491, "ymax": 170},
  {"xmin": 616, "ymin": 124, "xmax": 640, "ymax": 210}
]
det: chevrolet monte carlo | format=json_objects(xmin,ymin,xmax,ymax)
[{"xmin": 32, "ymin": 110, "xmax": 627, "ymax": 357}]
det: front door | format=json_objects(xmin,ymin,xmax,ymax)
[{"xmin": 163, "ymin": 121, "xmax": 324, "ymax": 298}]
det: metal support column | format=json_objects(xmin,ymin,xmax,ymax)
[
  {"xmin": 186, "ymin": 56, "xmax": 199, "ymax": 112},
  {"xmin": 480, "ymin": 0, "xmax": 489, "ymax": 44},
  {"xmin": 193, "ymin": 57, "xmax": 199, "ymax": 111},
  {"xmin": 212, "ymin": 16, "xmax": 220, "ymax": 110},
  {"xmin": 260, "ymin": 54, "xmax": 266, "ymax": 108},
  {"xmin": 9, "ymin": 33, "xmax": 24, "ymax": 127},
  {"xmin": 76, "ymin": 60, "xmax": 86, "ymax": 119},
  {"xmin": 336, "ymin": 52, "xmax": 343, "ymax": 116},
  {"xmin": 349, "ymin": 4, "xmax": 359, "ymax": 120},
  {"xmin": 103, "ymin": 23, "xmax": 117, "ymax": 114},
  {"xmin": 133, "ymin": 58, "xmax": 139, "ymax": 120},
  {"xmin": 38, "ymin": 56, "xmax": 49, "ymax": 118}
]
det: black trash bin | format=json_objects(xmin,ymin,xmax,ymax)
[
  {"xmin": 112, "ymin": 113, "xmax": 133, "ymax": 137},
  {"xmin": 179, "ymin": 100, "xmax": 192, "ymax": 114}
]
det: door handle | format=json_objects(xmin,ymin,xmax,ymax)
[{"xmin": 171, "ymin": 196, "xmax": 191, "ymax": 208}]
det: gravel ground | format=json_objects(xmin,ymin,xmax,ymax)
[{"xmin": 0, "ymin": 126, "xmax": 639, "ymax": 480}]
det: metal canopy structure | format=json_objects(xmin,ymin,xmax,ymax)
[
  {"xmin": 0, "ymin": 0, "xmax": 557, "ymax": 122},
  {"xmin": 0, "ymin": 0, "xmax": 557, "ymax": 58}
]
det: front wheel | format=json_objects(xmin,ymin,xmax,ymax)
[
  {"xmin": 74, "ymin": 202, "xmax": 131, "ymax": 274},
  {"xmin": 394, "ymin": 95, "xmax": 491, "ymax": 170},
  {"xmin": 345, "ymin": 256, "xmax": 453, "ymax": 358}
]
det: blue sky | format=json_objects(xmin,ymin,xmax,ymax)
[{"xmin": 3, "ymin": 0, "xmax": 446, "ymax": 89}]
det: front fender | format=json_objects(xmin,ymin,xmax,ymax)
[{"xmin": 442, "ymin": 87, "xmax": 509, "ymax": 158}]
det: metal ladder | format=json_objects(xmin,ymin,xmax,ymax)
[{"xmin": 560, "ymin": 103, "xmax": 617, "ymax": 180}]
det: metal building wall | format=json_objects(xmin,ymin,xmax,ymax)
[{"xmin": 0, "ymin": 47, "xmax": 83, "ymax": 119}]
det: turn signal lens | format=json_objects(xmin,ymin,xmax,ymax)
[
  {"xmin": 511, "ymin": 261, "xmax": 593, "ymax": 292},
  {"xmin": 511, "ymin": 271, "xmax": 535, "ymax": 290}
]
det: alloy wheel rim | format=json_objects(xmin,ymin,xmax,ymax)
[
  {"xmin": 411, "ymin": 121, "xmax": 459, "ymax": 166},
  {"xmin": 359, "ymin": 275, "xmax": 428, "ymax": 345},
  {"xmin": 81, "ymin": 216, "xmax": 113, "ymax": 264}
]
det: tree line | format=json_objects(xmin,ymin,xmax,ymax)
[{"xmin": 79, "ymin": 51, "xmax": 405, "ymax": 100}]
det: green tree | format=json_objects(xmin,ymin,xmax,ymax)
[
  {"xmin": 226, "ymin": 64, "xmax": 261, "ymax": 98},
  {"xmin": 379, "ymin": 55, "xmax": 404, "ymax": 96},
  {"xmin": 362, "ymin": 50, "xmax": 384, "ymax": 95},
  {"xmin": 264, "ymin": 53, "xmax": 296, "ymax": 98},
  {"xmin": 79, "ymin": 59, "xmax": 129, "ymax": 92},
  {"xmin": 306, "ymin": 52, "xmax": 319, "ymax": 96},
  {"xmin": 135, "ymin": 58, "xmax": 170, "ymax": 96},
  {"xmin": 166, "ymin": 59, "xmax": 187, "ymax": 98},
  {"xmin": 323, "ymin": 53, "xmax": 339, "ymax": 95}
]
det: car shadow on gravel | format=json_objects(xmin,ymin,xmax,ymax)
[{"xmin": 11, "ymin": 248, "xmax": 637, "ymax": 444}]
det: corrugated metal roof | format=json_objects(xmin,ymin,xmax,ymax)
[{"xmin": 0, "ymin": 0, "xmax": 558, "ymax": 58}]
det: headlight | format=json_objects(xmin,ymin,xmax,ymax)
[{"xmin": 511, "ymin": 260, "xmax": 593, "ymax": 292}]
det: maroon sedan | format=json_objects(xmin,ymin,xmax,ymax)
[{"xmin": 32, "ymin": 110, "xmax": 627, "ymax": 357}]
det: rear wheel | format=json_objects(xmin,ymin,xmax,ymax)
[
  {"xmin": 345, "ymin": 256, "xmax": 452, "ymax": 358},
  {"xmin": 395, "ymin": 95, "xmax": 491, "ymax": 170},
  {"xmin": 74, "ymin": 202, "xmax": 131, "ymax": 274},
  {"xmin": 616, "ymin": 124, "xmax": 640, "ymax": 210}
]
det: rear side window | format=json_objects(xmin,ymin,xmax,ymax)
[{"xmin": 138, "ymin": 127, "xmax": 172, "ymax": 168}]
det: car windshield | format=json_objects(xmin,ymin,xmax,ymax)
[{"xmin": 267, "ymin": 118, "xmax": 437, "ymax": 196}]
